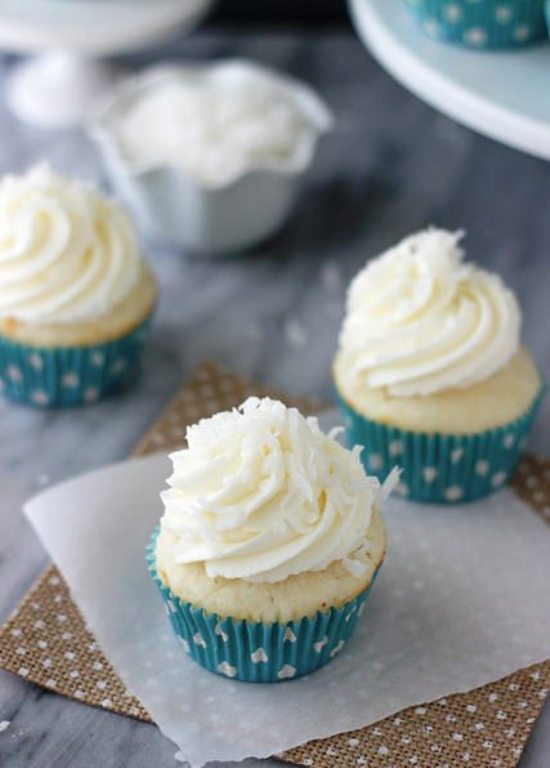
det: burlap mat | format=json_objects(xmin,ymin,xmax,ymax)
[{"xmin": 0, "ymin": 362, "xmax": 548, "ymax": 767}]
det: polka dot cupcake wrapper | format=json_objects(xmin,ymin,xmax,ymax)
[
  {"xmin": 404, "ymin": 0, "xmax": 548, "ymax": 48},
  {"xmin": 0, "ymin": 314, "xmax": 153, "ymax": 408},
  {"xmin": 146, "ymin": 529, "xmax": 379, "ymax": 683},
  {"xmin": 337, "ymin": 386, "xmax": 545, "ymax": 505}
]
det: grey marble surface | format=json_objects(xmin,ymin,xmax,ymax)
[{"xmin": 0, "ymin": 28, "xmax": 548, "ymax": 768}]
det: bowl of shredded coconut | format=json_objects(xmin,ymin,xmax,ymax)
[{"xmin": 91, "ymin": 60, "xmax": 333, "ymax": 255}]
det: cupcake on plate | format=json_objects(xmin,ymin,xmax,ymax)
[
  {"xmin": 0, "ymin": 164, "xmax": 158, "ymax": 407},
  {"xmin": 148, "ymin": 397, "xmax": 398, "ymax": 683},
  {"xmin": 333, "ymin": 228, "xmax": 544, "ymax": 505}
]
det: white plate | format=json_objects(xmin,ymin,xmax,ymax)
[
  {"xmin": 0, "ymin": 0, "xmax": 213, "ymax": 55},
  {"xmin": 349, "ymin": 0, "xmax": 550, "ymax": 160}
]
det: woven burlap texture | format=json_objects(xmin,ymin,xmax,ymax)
[{"xmin": 0, "ymin": 362, "xmax": 548, "ymax": 768}]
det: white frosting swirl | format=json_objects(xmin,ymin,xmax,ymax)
[
  {"xmin": 160, "ymin": 397, "xmax": 397, "ymax": 583},
  {"xmin": 0, "ymin": 165, "xmax": 142, "ymax": 325},
  {"xmin": 338, "ymin": 229, "xmax": 521, "ymax": 397}
]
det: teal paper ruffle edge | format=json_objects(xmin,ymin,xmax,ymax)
[
  {"xmin": 404, "ymin": 0, "xmax": 548, "ymax": 48},
  {"xmin": 0, "ymin": 314, "xmax": 153, "ymax": 408},
  {"xmin": 337, "ymin": 386, "xmax": 545, "ymax": 505},
  {"xmin": 146, "ymin": 529, "xmax": 381, "ymax": 683}
]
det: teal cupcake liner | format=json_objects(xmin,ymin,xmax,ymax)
[
  {"xmin": 404, "ymin": 0, "xmax": 547, "ymax": 48},
  {"xmin": 0, "ymin": 314, "xmax": 153, "ymax": 408},
  {"xmin": 147, "ymin": 529, "xmax": 381, "ymax": 683},
  {"xmin": 337, "ymin": 387, "xmax": 545, "ymax": 505}
]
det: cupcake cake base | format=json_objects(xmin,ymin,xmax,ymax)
[
  {"xmin": 147, "ymin": 529, "xmax": 380, "ymax": 683},
  {"xmin": 337, "ymin": 387, "xmax": 545, "ymax": 504}
]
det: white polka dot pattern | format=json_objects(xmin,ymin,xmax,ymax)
[
  {"xmin": 405, "ymin": 0, "xmax": 547, "ymax": 49},
  {"xmin": 283, "ymin": 663, "xmax": 549, "ymax": 768}
]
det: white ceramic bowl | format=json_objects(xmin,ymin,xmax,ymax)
[{"xmin": 90, "ymin": 60, "xmax": 333, "ymax": 255}]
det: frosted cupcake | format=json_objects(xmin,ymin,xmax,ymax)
[
  {"xmin": 334, "ymin": 229, "xmax": 544, "ymax": 504},
  {"xmin": 0, "ymin": 165, "xmax": 158, "ymax": 407},
  {"xmin": 148, "ymin": 397, "xmax": 397, "ymax": 682}
]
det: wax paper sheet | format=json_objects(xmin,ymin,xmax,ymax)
[{"xmin": 23, "ymin": 415, "xmax": 550, "ymax": 767}]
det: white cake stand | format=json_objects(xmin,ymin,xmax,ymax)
[
  {"xmin": 0, "ymin": 0, "xmax": 213, "ymax": 128},
  {"xmin": 349, "ymin": 0, "xmax": 550, "ymax": 161}
]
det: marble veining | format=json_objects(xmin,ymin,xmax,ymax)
[{"xmin": 0, "ymin": 29, "xmax": 548, "ymax": 768}]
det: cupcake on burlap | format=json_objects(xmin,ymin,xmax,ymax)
[
  {"xmin": 333, "ymin": 228, "xmax": 544, "ymax": 504},
  {"xmin": 148, "ymin": 396, "xmax": 398, "ymax": 682},
  {"xmin": 0, "ymin": 165, "xmax": 158, "ymax": 407}
]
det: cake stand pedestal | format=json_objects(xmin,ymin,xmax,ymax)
[
  {"xmin": 6, "ymin": 50, "xmax": 117, "ymax": 128},
  {"xmin": 0, "ymin": 0, "xmax": 213, "ymax": 128}
]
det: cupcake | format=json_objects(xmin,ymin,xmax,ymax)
[
  {"xmin": 404, "ymin": 0, "xmax": 547, "ymax": 49},
  {"xmin": 148, "ymin": 397, "xmax": 398, "ymax": 682},
  {"xmin": 334, "ymin": 229, "xmax": 544, "ymax": 504},
  {"xmin": 0, "ymin": 164, "xmax": 158, "ymax": 407}
]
